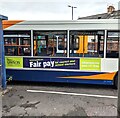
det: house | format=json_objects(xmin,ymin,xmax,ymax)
[{"xmin": 78, "ymin": 6, "xmax": 120, "ymax": 19}]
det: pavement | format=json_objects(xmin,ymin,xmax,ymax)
[{"xmin": 1, "ymin": 82, "xmax": 119, "ymax": 117}]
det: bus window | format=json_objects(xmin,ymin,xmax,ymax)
[
  {"xmin": 106, "ymin": 31, "xmax": 119, "ymax": 58},
  {"xmin": 70, "ymin": 31, "xmax": 104, "ymax": 57},
  {"xmin": 48, "ymin": 39, "xmax": 56, "ymax": 56},
  {"xmin": 58, "ymin": 38, "xmax": 65, "ymax": 50},
  {"xmin": 33, "ymin": 35, "xmax": 48, "ymax": 56},
  {"xmin": 33, "ymin": 31, "xmax": 67, "ymax": 57},
  {"xmin": 4, "ymin": 37, "xmax": 18, "ymax": 56},
  {"xmin": 4, "ymin": 31, "xmax": 31, "ymax": 56},
  {"xmin": 20, "ymin": 37, "xmax": 31, "ymax": 56},
  {"xmin": 98, "ymin": 35, "xmax": 104, "ymax": 57},
  {"xmin": 70, "ymin": 35, "xmax": 79, "ymax": 50}
]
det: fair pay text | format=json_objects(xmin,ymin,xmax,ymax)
[{"xmin": 30, "ymin": 61, "xmax": 54, "ymax": 68}]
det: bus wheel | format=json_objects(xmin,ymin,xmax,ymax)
[{"xmin": 114, "ymin": 75, "xmax": 118, "ymax": 89}]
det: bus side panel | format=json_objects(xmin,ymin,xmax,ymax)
[{"xmin": 6, "ymin": 69, "xmax": 113, "ymax": 85}]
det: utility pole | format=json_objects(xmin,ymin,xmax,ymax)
[
  {"xmin": 0, "ymin": 15, "xmax": 8, "ymax": 118},
  {"xmin": 68, "ymin": 5, "xmax": 77, "ymax": 20},
  {"xmin": 0, "ymin": 15, "xmax": 8, "ymax": 90}
]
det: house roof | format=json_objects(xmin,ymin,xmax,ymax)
[{"xmin": 78, "ymin": 10, "xmax": 120, "ymax": 19}]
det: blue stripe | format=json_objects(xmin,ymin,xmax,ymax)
[{"xmin": 6, "ymin": 69, "xmax": 113, "ymax": 85}]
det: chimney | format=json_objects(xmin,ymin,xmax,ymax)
[{"xmin": 107, "ymin": 5, "xmax": 115, "ymax": 14}]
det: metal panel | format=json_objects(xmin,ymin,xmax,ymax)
[{"xmin": 101, "ymin": 58, "xmax": 118, "ymax": 72}]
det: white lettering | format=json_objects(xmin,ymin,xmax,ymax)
[
  {"xmin": 43, "ymin": 61, "xmax": 55, "ymax": 68},
  {"xmin": 51, "ymin": 61, "xmax": 54, "ymax": 67},
  {"xmin": 29, "ymin": 61, "xmax": 41, "ymax": 67},
  {"xmin": 30, "ymin": 62, "xmax": 33, "ymax": 67}
]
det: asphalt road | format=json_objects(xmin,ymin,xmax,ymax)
[{"xmin": 2, "ymin": 81, "xmax": 118, "ymax": 116}]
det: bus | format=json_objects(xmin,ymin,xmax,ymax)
[{"xmin": 2, "ymin": 19, "xmax": 119, "ymax": 88}]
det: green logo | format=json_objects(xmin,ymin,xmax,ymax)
[
  {"xmin": 80, "ymin": 58, "xmax": 101, "ymax": 71},
  {"xmin": 5, "ymin": 57, "xmax": 23, "ymax": 68}
]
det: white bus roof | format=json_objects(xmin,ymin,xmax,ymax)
[{"xmin": 3, "ymin": 19, "xmax": 119, "ymax": 30}]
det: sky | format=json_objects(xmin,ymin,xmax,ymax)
[{"xmin": 0, "ymin": 0, "xmax": 120, "ymax": 20}]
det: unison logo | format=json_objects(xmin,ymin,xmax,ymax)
[{"xmin": 7, "ymin": 58, "xmax": 20, "ymax": 65}]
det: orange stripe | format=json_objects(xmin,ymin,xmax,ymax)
[
  {"xmin": 58, "ymin": 72, "xmax": 116, "ymax": 80},
  {"xmin": 2, "ymin": 20, "xmax": 24, "ymax": 29}
]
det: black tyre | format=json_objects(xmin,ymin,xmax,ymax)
[{"xmin": 114, "ymin": 74, "xmax": 118, "ymax": 89}]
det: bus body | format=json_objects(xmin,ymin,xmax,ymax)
[{"xmin": 2, "ymin": 19, "xmax": 119, "ymax": 87}]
